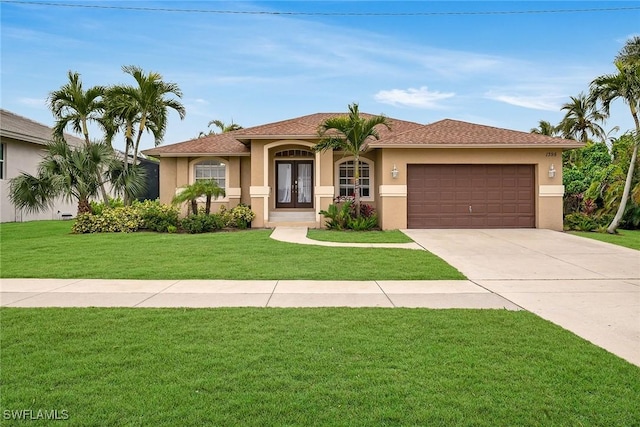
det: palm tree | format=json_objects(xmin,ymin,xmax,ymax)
[
  {"xmin": 208, "ymin": 119, "xmax": 243, "ymax": 134},
  {"xmin": 47, "ymin": 71, "xmax": 106, "ymax": 146},
  {"xmin": 172, "ymin": 180, "xmax": 225, "ymax": 215},
  {"xmin": 616, "ymin": 35, "xmax": 640, "ymax": 66},
  {"xmin": 47, "ymin": 71, "xmax": 109, "ymax": 202},
  {"xmin": 108, "ymin": 65, "xmax": 186, "ymax": 168},
  {"xmin": 9, "ymin": 139, "xmax": 125, "ymax": 215},
  {"xmin": 590, "ymin": 41, "xmax": 640, "ymax": 233},
  {"xmin": 530, "ymin": 120, "xmax": 560, "ymax": 137},
  {"xmin": 558, "ymin": 93, "xmax": 606, "ymax": 142},
  {"xmin": 314, "ymin": 103, "xmax": 391, "ymax": 216}
]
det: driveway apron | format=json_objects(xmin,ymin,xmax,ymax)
[{"xmin": 402, "ymin": 229, "xmax": 640, "ymax": 367}]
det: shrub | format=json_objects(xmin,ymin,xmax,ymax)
[
  {"xmin": 90, "ymin": 198, "xmax": 124, "ymax": 215},
  {"xmin": 133, "ymin": 199, "xmax": 180, "ymax": 232},
  {"xmin": 180, "ymin": 213, "xmax": 224, "ymax": 234},
  {"xmin": 72, "ymin": 206, "xmax": 143, "ymax": 233},
  {"xmin": 319, "ymin": 200, "xmax": 378, "ymax": 231},
  {"xmin": 219, "ymin": 204, "xmax": 255, "ymax": 229},
  {"xmin": 564, "ymin": 213, "xmax": 596, "ymax": 232}
]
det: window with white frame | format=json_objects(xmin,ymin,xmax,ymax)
[
  {"xmin": 194, "ymin": 160, "xmax": 226, "ymax": 190},
  {"xmin": 338, "ymin": 160, "xmax": 372, "ymax": 199},
  {"xmin": 0, "ymin": 143, "xmax": 4, "ymax": 180}
]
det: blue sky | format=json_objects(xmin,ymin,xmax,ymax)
[{"xmin": 1, "ymin": 1, "xmax": 639, "ymax": 152}]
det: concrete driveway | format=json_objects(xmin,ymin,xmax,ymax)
[{"xmin": 403, "ymin": 229, "xmax": 640, "ymax": 366}]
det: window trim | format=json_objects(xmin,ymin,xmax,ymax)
[
  {"xmin": 0, "ymin": 143, "xmax": 5, "ymax": 180},
  {"xmin": 334, "ymin": 157, "xmax": 374, "ymax": 202},
  {"xmin": 188, "ymin": 157, "xmax": 229, "ymax": 201}
]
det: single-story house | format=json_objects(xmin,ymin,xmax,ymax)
[
  {"xmin": 143, "ymin": 113, "xmax": 582, "ymax": 230},
  {"xmin": 0, "ymin": 109, "xmax": 83, "ymax": 222}
]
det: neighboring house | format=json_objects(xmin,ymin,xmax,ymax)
[
  {"xmin": 0, "ymin": 109, "xmax": 83, "ymax": 222},
  {"xmin": 143, "ymin": 113, "xmax": 582, "ymax": 230}
]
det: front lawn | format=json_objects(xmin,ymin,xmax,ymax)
[
  {"xmin": 571, "ymin": 229, "xmax": 640, "ymax": 250},
  {"xmin": 306, "ymin": 229, "xmax": 413, "ymax": 243},
  {"xmin": 1, "ymin": 308, "xmax": 638, "ymax": 426},
  {"xmin": 0, "ymin": 221, "xmax": 463, "ymax": 280}
]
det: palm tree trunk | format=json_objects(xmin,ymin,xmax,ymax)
[
  {"xmin": 132, "ymin": 114, "xmax": 147, "ymax": 171},
  {"xmin": 354, "ymin": 155, "xmax": 361, "ymax": 217},
  {"xmin": 607, "ymin": 113, "xmax": 640, "ymax": 233},
  {"xmin": 205, "ymin": 195, "xmax": 211, "ymax": 215},
  {"xmin": 190, "ymin": 199, "xmax": 198, "ymax": 216},
  {"xmin": 82, "ymin": 117, "xmax": 110, "ymax": 204},
  {"xmin": 607, "ymin": 135, "xmax": 638, "ymax": 233},
  {"xmin": 78, "ymin": 196, "xmax": 92, "ymax": 214}
]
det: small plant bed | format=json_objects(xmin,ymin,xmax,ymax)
[
  {"xmin": 0, "ymin": 221, "xmax": 464, "ymax": 280},
  {"xmin": 2, "ymin": 308, "xmax": 639, "ymax": 426},
  {"xmin": 307, "ymin": 229, "xmax": 413, "ymax": 243},
  {"xmin": 570, "ymin": 229, "xmax": 640, "ymax": 250}
]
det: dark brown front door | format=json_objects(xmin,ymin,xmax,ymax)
[
  {"xmin": 407, "ymin": 164, "xmax": 535, "ymax": 228},
  {"xmin": 276, "ymin": 161, "xmax": 313, "ymax": 208}
]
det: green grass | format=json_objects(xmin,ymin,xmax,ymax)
[
  {"xmin": 306, "ymin": 229, "xmax": 413, "ymax": 243},
  {"xmin": 0, "ymin": 221, "xmax": 463, "ymax": 280},
  {"xmin": 571, "ymin": 229, "xmax": 640, "ymax": 250},
  {"xmin": 1, "ymin": 308, "xmax": 638, "ymax": 426}
]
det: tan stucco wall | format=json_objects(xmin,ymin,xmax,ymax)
[{"xmin": 376, "ymin": 147, "xmax": 564, "ymax": 230}]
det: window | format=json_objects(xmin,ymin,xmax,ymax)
[
  {"xmin": 338, "ymin": 160, "xmax": 371, "ymax": 198},
  {"xmin": 0, "ymin": 143, "xmax": 4, "ymax": 180},
  {"xmin": 194, "ymin": 160, "xmax": 226, "ymax": 189}
]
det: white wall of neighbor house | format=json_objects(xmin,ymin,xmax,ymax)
[{"xmin": 0, "ymin": 138, "xmax": 78, "ymax": 223}]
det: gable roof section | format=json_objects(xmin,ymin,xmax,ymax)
[
  {"xmin": 143, "ymin": 130, "xmax": 250, "ymax": 157},
  {"xmin": 368, "ymin": 119, "xmax": 583, "ymax": 148},
  {"xmin": 0, "ymin": 109, "xmax": 85, "ymax": 147},
  {"xmin": 144, "ymin": 112, "xmax": 422, "ymax": 157},
  {"xmin": 233, "ymin": 113, "xmax": 423, "ymax": 141}
]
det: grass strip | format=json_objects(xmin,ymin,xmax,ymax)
[
  {"xmin": 571, "ymin": 229, "xmax": 640, "ymax": 250},
  {"xmin": 0, "ymin": 221, "xmax": 463, "ymax": 280},
  {"xmin": 306, "ymin": 229, "xmax": 413, "ymax": 243},
  {"xmin": 1, "ymin": 308, "xmax": 638, "ymax": 426}
]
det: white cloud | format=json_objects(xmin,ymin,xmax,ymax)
[
  {"xmin": 483, "ymin": 92, "xmax": 564, "ymax": 111},
  {"xmin": 18, "ymin": 97, "xmax": 46, "ymax": 109},
  {"xmin": 374, "ymin": 86, "xmax": 455, "ymax": 109}
]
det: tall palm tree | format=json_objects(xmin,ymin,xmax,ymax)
[
  {"xmin": 530, "ymin": 120, "xmax": 560, "ymax": 137},
  {"xmin": 314, "ymin": 103, "xmax": 391, "ymax": 216},
  {"xmin": 208, "ymin": 119, "xmax": 243, "ymax": 134},
  {"xmin": 172, "ymin": 180, "xmax": 225, "ymax": 215},
  {"xmin": 47, "ymin": 71, "xmax": 106, "ymax": 146},
  {"xmin": 616, "ymin": 35, "xmax": 640, "ymax": 66},
  {"xmin": 590, "ymin": 44, "xmax": 640, "ymax": 233},
  {"xmin": 108, "ymin": 65, "xmax": 186, "ymax": 168},
  {"xmin": 558, "ymin": 93, "xmax": 606, "ymax": 142},
  {"xmin": 9, "ymin": 139, "xmax": 125, "ymax": 215},
  {"xmin": 47, "ymin": 71, "xmax": 109, "ymax": 202}
]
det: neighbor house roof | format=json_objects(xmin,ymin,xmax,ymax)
[
  {"xmin": 0, "ymin": 109, "xmax": 85, "ymax": 147},
  {"xmin": 368, "ymin": 119, "xmax": 583, "ymax": 149},
  {"xmin": 143, "ymin": 112, "xmax": 423, "ymax": 157}
]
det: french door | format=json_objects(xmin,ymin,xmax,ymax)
[{"xmin": 276, "ymin": 160, "xmax": 313, "ymax": 208}]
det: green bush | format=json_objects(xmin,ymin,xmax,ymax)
[
  {"xmin": 133, "ymin": 200, "xmax": 180, "ymax": 232},
  {"xmin": 219, "ymin": 204, "xmax": 256, "ymax": 228},
  {"xmin": 320, "ymin": 200, "xmax": 378, "ymax": 231},
  {"xmin": 90, "ymin": 198, "xmax": 124, "ymax": 216},
  {"xmin": 73, "ymin": 207, "xmax": 143, "ymax": 233},
  {"xmin": 180, "ymin": 213, "xmax": 224, "ymax": 234}
]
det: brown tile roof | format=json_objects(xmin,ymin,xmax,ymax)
[
  {"xmin": 369, "ymin": 119, "xmax": 583, "ymax": 148},
  {"xmin": 0, "ymin": 109, "xmax": 85, "ymax": 147},
  {"xmin": 233, "ymin": 112, "xmax": 422, "ymax": 140},
  {"xmin": 146, "ymin": 112, "xmax": 423, "ymax": 156},
  {"xmin": 143, "ymin": 130, "xmax": 250, "ymax": 157}
]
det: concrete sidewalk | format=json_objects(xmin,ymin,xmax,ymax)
[{"xmin": 0, "ymin": 278, "xmax": 520, "ymax": 310}]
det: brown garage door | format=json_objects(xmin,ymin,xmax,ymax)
[{"xmin": 407, "ymin": 164, "xmax": 535, "ymax": 228}]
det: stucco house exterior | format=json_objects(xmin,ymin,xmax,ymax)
[
  {"xmin": 0, "ymin": 109, "xmax": 83, "ymax": 222},
  {"xmin": 143, "ymin": 112, "xmax": 582, "ymax": 230}
]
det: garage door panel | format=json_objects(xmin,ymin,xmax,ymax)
[{"xmin": 407, "ymin": 164, "xmax": 535, "ymax": 229}]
